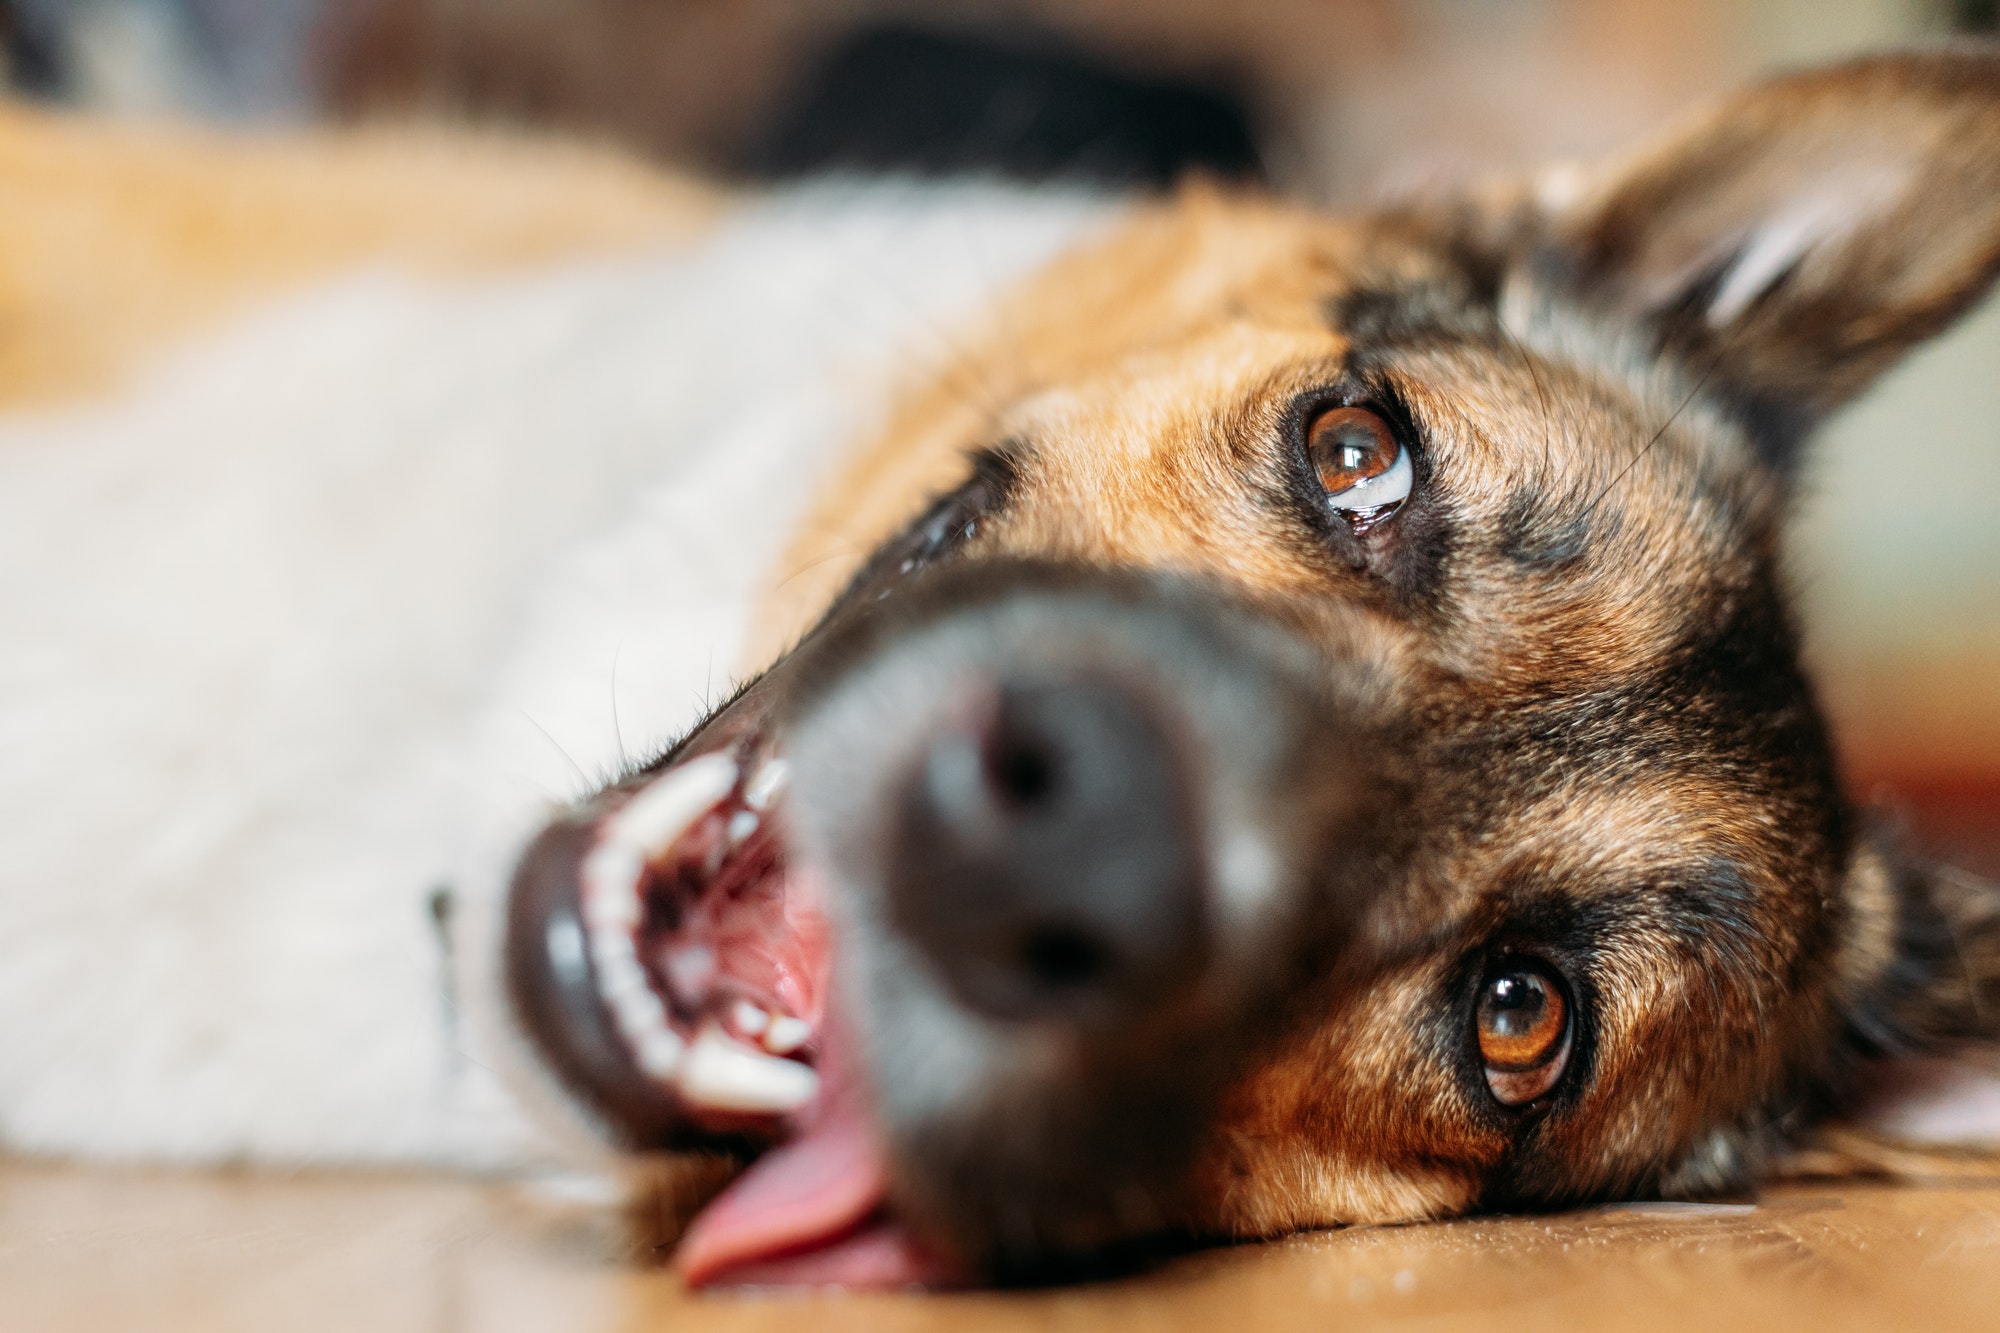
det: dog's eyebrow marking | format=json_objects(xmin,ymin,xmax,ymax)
[
  {"xmin": 1651, "ymin": 864, "xmax": 1768, "ymax": 955},
  {"xmin": 1498, "ymin": 486, "xmax": 1591, "ymax": 569},
  {"xmin": 1482, "ymin": 778, "xmax": 1773, "ymax": 889},
  {"xmin": 1327, "ymin": 280, "xmax": 1498, "ymax": 351}
]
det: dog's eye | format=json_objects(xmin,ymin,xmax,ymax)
[
  {"xmin": 1476, "ymin": 963, "xmax": 1571, "ymax": 1106},
  {"xmin": 901, "ymin": 492, "xmax": 983, "ymax": 573},
  {"xmin": 1306, "ymin": 406, "xmax": 1411, "ymax": 519},
  {"xmin": 829, "ymin": 450, "xmax": 1018, "ymax": 615}
]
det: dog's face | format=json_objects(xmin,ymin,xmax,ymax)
[{"xmin": 506, "ymin": 52, "xmax": 2000, "ymax": 1285}]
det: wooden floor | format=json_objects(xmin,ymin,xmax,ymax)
[{"xmin": 6, "ymin": 1161, "xmax": 2000, "ymax": 1332}]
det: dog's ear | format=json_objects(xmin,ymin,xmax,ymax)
[
  {"xmin": 1520, "ymin": 47, "xmax": 2000, "ymax": 462},
  {"xmin": 1826, "ymin": 836, "xmax": 2000, "ymax": 1155}
]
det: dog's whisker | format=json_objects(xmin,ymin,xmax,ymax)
[{"xmin": 518, "ymin": 709, "xmax": 596, "ymax": 796}]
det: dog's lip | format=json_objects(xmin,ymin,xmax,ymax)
[
  {"xmin": 505, "ymin": 738, "xmax": 952, "ymax": 1287},
  {"xmin": 509, "ymin": 814, "xmax": 691, "ymax": 1146}
]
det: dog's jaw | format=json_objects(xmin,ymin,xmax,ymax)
[
  {"xmin": 506, "ymin": 736, "xmax": 968, "ymax": 1287},
  {"xmin": 573, "ymin": 750, "xmax": 820, "ymax": 1117}
]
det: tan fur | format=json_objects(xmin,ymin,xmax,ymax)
[
  {"xmin": 732, "ymin": 53, "xmax": 2000, "ymax": 1244},
  {"xmin": 755, "ymin": 189, "xmax": 1369, "ymax": 659},
  {"xmin": 0, "ymin": 103, "xmax": 720, "ymax": 409},
  {"xmin": 745, "ymin": 190, "xmax": 1770, "ymax": 1227}
]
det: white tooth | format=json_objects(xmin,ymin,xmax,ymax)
[
  {"xmin": 635, "ymin": 1028, "xmax": 685, "ymax": 1080},
  {"xmin": 743, "ymin": 758, "xmax": 790, "ymax": 812},
  {"xmin": 663, "ymin": 945, "xmax": 716, "ymax": 1004},
  {"xmin": 596, "ymin": 953, "xmax": 650, "ymax": 1006},
  {"xmin": 762, "ymin": 1016, "xmax": 813, "ymax": 1055},
  {"xmin": 730, "ymin": 999, "xmax": 770, "ymax": 1037},
  {"xmin": 613, "ymin": 986, "xmax": 667, "ymax": 1038},
  {"xmin": 677, "ymin": 1025, "xmax": 818, "ymax": 1114},
  {"xmin": 612, "ymin": 753, "xmax": 739, "ymax": 853},
  {"xmin": 582, "ymin": 884, "xmax": 639, "ymax": 932},
  {"xmin": 581, "ymin": 841, "xmax": 644, "ymax": 904},
  {"xmin": 726, "ymin": 809, "xmax": 760, "ymax": 846},
  {"xmin": 588, "ymin": 928, "xmax": 634, "ymax": 968}
]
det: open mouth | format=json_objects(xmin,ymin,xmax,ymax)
[{"xmin": 517, "ymin": 737, "xmax": 959, "ymax": 1289}]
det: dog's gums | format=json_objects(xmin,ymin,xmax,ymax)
[{"xmin": 579, "ymin": 750, "xmax": 819, "ymax": 1115}]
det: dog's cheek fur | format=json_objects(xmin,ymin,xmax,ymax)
[
  {"xmin": 1186, "ymin": 956, "xmax": 1496, "ymax": 1236},
  {"xmin": 1517, "ymin": 909, "xmax": 1831, "ymax": 1201}
]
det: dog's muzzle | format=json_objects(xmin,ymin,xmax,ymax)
[
  {"xmin": 885, "ymin": 668, "xmax": 1207, "ymax": 1030},
  {"xmin": 505, "ymin": 561, "xmax": 1398, "ymax": 1283}
]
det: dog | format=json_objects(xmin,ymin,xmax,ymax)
[{"xmin": 3, "ymin": 46, "xmax": 1999, "ymax": 1290}]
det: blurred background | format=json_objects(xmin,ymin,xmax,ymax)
[{"xmin": 2, "ymin": 0, "xmax": 1995, "ymax": 873}]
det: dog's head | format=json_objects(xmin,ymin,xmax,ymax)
[{"xmin": 505, "ymin": 50, "xmax": 2000, "ymax": 1285}]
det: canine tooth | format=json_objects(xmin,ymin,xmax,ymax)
[
  {"xmin": 663, "ymin": 944, "xmax": 717, "ymax": 1003},
  {"xmin": 762, "ymin": 1016, "xmax": 813, "ymax": 1055},
  {"xmin": 613, "ymin": 753, "xmax": 739, "ymax": 853},
  {"xmin": 582, "ymin": 841, "xmax": 644, "ymax": 901},
  {"xmin": 678, "ymin": 1025, "xmax": 818, "ymax": 1114},
  {"xmin": 635, "ymin": 1028, "xmax": 685, "ymax": 1080},
  {"xmin": 730, "ymin": 999, "xmax": 770, "ymax": 1037},
  {"xmin": 743, "ymin": 758, "xmax": 790, "ymax": 812},
  {"xmin": 726, "ymin": 809, "xmax": 760, "ymax": 846}
]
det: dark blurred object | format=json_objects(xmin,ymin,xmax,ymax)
[
  {"xmin": 314, "ymin": 0, "xmax": 1789, "ymax": 203},
  {"xmin": 1949, "ymin": 0, "xmax": 2000, "ymax": 32},
  {"xmin": 13, "ymin": 2, "xmax": 1986, "ymax": 195},
  {"xmin": 0, "ymin": 0, "xmax": 66, "ymax": 97},
  {"xmin": 0, "ymin": 0, "xmax": 61, "ymax": 97},
  {"xmin": 2, "ymin": 0, "xmax": 79, "ymax": 101},
  {"xmin": 0, "ymin": 0, "xmax": 322, "ymax": 116},
  {"xmin": 745, "ymin": 24, "xmax": 1260, "ymax": 186},
  {"xmin": 322, "ymin": 1, "xmax": 1296, "ymax": 188}
]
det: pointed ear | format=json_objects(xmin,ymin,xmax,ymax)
[
  {"xmin": 1524, "ymin": 47, "xmax": 2000, "ymax": 460},
  {"xmin": 1825, "ymin": 835, "xmax": 2000, "ymax": 1152}
]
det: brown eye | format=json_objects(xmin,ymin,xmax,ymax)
[
  {"xmin": 1306, "ymin": 406, "xmax": 1412, "ymax": 516},
  {"xmin": 1476, "ymin": 964, "xmax": 1571, "ymax": 1106}
]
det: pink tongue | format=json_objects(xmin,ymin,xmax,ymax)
[{"xmin": 673, "ymin": 1043, "xmax": 960, "ymax": 1289}]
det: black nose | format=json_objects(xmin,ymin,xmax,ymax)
[{"xmin": 887, "ymin": 675, "xmax": 1206, "ymax": 1026}]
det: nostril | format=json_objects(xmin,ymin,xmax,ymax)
[
  {"xmin": 888, "ymin": 671, "xmax": 1207, "ymax": 1027},
  {"xmin": 1018, "ymin": 926, "xmax": 1109, "ymax": 990},
  {"xmin": 986, "ymin": 734, "xmax": 1059, "ymax": 808}
]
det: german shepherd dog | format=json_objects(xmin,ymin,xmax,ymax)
[
  {"xmin": 501, "ymin": 48, "xmax": 2000, "ymax": 1286},
  {"xmin": 2, "ymin": 46, "xmax": 1999, "ymax": 1292}
]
